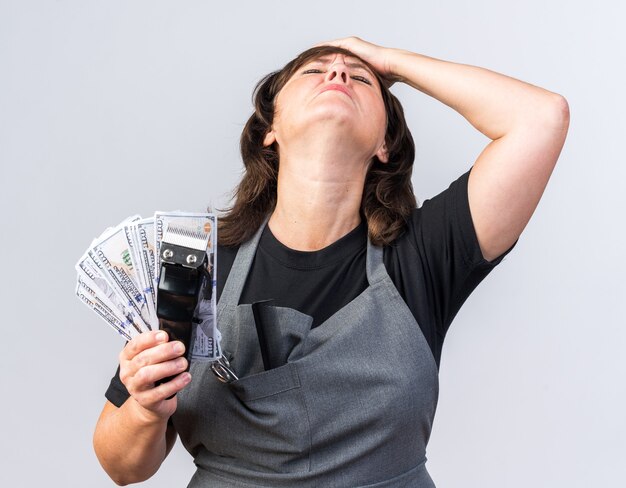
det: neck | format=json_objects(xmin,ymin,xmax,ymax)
[{"xmin": 268, "ymin": 137, "xmax": 370, "ymax": 251}]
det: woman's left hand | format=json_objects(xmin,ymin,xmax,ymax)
[{"xmin": 313, "ymin": 36, "xmax": 403, "ymax": 88}]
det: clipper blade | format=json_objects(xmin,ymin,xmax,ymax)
[
  {"xmin": 161, "ymin": 224, "xmax": 209, "ymax": 269},
  {"xmin": 162, "ymin": 224, "xmax": 210, "ymax": 251}
]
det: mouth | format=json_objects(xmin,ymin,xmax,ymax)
[{"xmin": 319, "ymin": 84, "xmax": 352, "ymax": 98}]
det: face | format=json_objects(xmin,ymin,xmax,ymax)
[{"xmin": 263, "ymin": 53, "xmax": 389, "ymax": 163}]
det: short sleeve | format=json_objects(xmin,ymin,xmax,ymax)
[
  {"xmin": 105, "ymin": 365, "xmax": 131, "ymax": 407},
  {"xmin": 449, "ymin": 166, "xmax": 517, "ymax": 267},
  {"xmin": 406, "ymin": 165, "xmax": 517, "ymax": 331}
]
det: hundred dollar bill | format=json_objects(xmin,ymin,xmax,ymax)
[
  {"xmin": 191, "ymin": 325, "xmax": 222, "ymax": 361},
  {"xmin": 75, "ymin": 250, "xmax": 146, "ymax": 334},
  {"xmin": 190, "ymin": 284, "xmax": 222, "ymax": 361},
  {"xmin": 126, "ymin": 220, "xmax": 158, "ymax": 327},
  {"xmin": 88, "ymin": 216, "xmax": 153, "ymax": 329},
  {"xmin": 129, "ymin": 219, "xmax": 158, "ymax": 326},
  {"xmin": 75, "ymin": 212, "xmax": 220, "ymax": 356},
  {"xmin": 76, "ymin": 273, "xmax": 138, "ymax": 339},
  {"xmin": 75, "ymin": 282, "xmax": 132, "ymax": 341}
]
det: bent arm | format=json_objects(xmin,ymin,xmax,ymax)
[
  {"xmin": 315, "ymin": 37, "xmax": 570, "ymax": 262},
  {"xmin": 93, "ymin": 330, "xmax": 191, "ymax": 485},
  {"xmin": 387, "ymin": 49, "xmax": 570, "ymax": 261},
  {"xmin": 93, "ymin": 399, "xmax": 177, "ymax": 486}
]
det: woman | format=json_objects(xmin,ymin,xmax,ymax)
[{"xmin": 94, "ymin": 37, "xmax": 569, "ymax": 487}]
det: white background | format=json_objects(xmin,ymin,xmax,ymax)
[{"xmin": 1, "ymin": 1, "xmax": 624, "ymax": 486}]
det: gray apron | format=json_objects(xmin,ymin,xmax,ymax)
[{"xmin": 173, "ymin": 220, "xmax": 439, "ymax": 487}]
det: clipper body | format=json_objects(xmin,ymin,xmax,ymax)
[{"xmin": 156, "ymin": 227, "xmax": 210, "ymax": 390}]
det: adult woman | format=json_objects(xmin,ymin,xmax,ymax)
[{"xmin": 94, "ymin": 37, "xmax": 569, "ymax": 487}]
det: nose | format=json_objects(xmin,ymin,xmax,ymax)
[{"xmin": 325, "ymin": 56, "xmax": 349, "ymax": 84}]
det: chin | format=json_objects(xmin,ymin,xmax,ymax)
[
  {"xmin": 289, "ymin": 106, "xmax": 383, "ymax": 146},
  {"xmin": 303, "ymin": 107, "xmax": 362, "ymax": 131}
]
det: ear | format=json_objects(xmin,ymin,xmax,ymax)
[
  {"xmin": 263, "ymin": 129, "xmax": 276, "ymax": 147},
  {"xmin": 375, "ymin": 141, "xmax": 389, "ymax": 163}
]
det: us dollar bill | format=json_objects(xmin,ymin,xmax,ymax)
[
  {"xmin": 88, "ymin": 216, "xmax": 153, "ymax": 329},
  {"xmin": 75, "ymin": 250, "xmax": 146, "ymax": 334},
  {"xmin": 126, "ymin": 220, "xmax": 158, "ymax": 327},
  {"xmin": 76, "ymin": 270, "xmax": 143, "ymax": 338},
  {"xmin": 190, "ymin": 282, "xmax": 221, "ymax": 362},
  {"xmin": 137, "ymin": 219, "xmax": 159, "ymax": 325},
  {"xmin": 76, "ymin": 212, "xmax": 221, "ymax": 362},
  {"xmin": 75, "ymin": 281, "xmax": 133, "ymax": 340}
]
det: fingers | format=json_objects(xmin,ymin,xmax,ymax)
[
  {"xmin": 133, "ymin": 356, "xmax": 188, "ymax": 390},
  {"xmin": 132, "ymin": 371, "xmax": 192, "ymax": 411},
  {"xmin": 311, "ymin": 37, "xmax": 396, "ymax": 84},
  {"xmin": 131, "ymin": 340, "xmax": 186, "ymax": 373},
  {"xmin": 312, "ymin": 37, "xmax": 342, "ymax": 49},
  {"xmin": 118, "ymin": 330, "xmax": 191, "ymax": 410},
  {"xmin": 120, "ymin": 330, "xmax": 168, "ymax": 362},
  {"xmin": 121, "ymin": 339, "xmax": 186, "ymax": 386},
  {"xmin": 128, "ymin": 371, "xmax": 192, "ymax": 420},
  {"xmin": 313, "ymin": 35, "xmax": 364, "ymax": 46}
]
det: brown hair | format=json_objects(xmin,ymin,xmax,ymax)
[{"xmin": 218, "ymin": 45, "xmax": 416, "ymax": 247}]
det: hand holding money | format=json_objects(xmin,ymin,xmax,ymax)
[
  {"xmin": 118, "ymin": 330, "xmax": 191, "ymax": 418},
  {"xmin": 75, "ymin": 211, "xmax": 221, "ymax": 364}
]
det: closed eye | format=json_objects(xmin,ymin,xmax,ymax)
[
  {"xmin": 351, "ymin": 75, "xmax": 372, "ymax": 85},
  {"xmin": 302, "ymin": 69, "xmax": 372, "ymax": 86}
]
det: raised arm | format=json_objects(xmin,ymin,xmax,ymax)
[{"xmin": 317, "ymin": 37, "xmax": 570, "ymax": 261}]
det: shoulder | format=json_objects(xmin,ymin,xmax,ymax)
[
  {"xmin": 384, "ymin": 166, "xmax": 514, "ymax": 268},
  {"xmin": 385, "ymin": 168, "xmax": 471, "ymax": 249}
]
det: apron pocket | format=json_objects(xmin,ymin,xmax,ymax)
[
  {"xmin": 228, "ymin": 303, "xmax": 312, "ymax": 377},
  {"xmin": 218, "ymin": 362, "xmax": 312, "ymax": 474},
  {"xmin": 229, "ymin": 359, "xmax": 301, "ymax": 401}
]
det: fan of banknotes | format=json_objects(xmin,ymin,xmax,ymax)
[{"xmin": 75, "ymin": 211, "xmax": 221, "ymax": 361}]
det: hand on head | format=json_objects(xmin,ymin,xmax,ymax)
[{"xmin": 313, "ymin": 36, "xmax": 400, "ymax": 88}]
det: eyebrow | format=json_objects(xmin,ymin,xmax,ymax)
[{"xmin": 307, "ymin": 56, "xmax": 376, "ymax": 77}]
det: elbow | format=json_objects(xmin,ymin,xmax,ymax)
[
  {"xmin": 102, "ymin": 467, "xmax": 143, "ymax": 486},
  {"xmin": 522, "ymin": 94, "xmax": 569, "ymax": 147},
  {"xmin": 93, "ymin": 446, "xmax": 159, "ymax": 487},
  {"xmin": 93, "ymin": 434, "xmax": 137, "ymax": 486},
  {"xmin": 94, "ymin": 460, "xmax": 132, "ymax": 486},
  {"xmin": 512, "ymin": 94, "xmax": 570, "ymax": 137},
  {"xmin": 110, "ymin": 476, "xmax": 132, "ymax": 487},
  {"xmin": 94, "ymin": 453, "xmax": 147, "ymax": 486},
  {"xmin": 546, "ymin": 94, "xmax": 570, "ymax": 132}
]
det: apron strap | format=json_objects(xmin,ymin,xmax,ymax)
[
  {"xmin": 217, "ymin": 215, "xmax": 269, "ymax": 317},
  {"xmin": 365, "ymin": 237, "xmax": 389, "ymax": 286}
]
